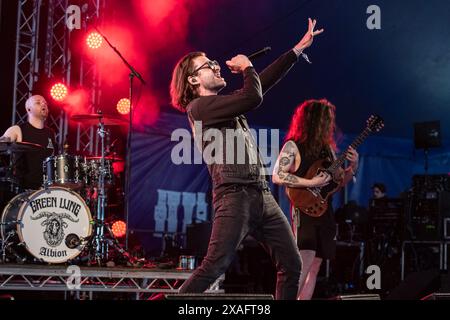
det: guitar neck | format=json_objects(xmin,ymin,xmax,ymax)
[{"xmin": 328, "ymin": 127, "xmax": 372, "ymax": 174}]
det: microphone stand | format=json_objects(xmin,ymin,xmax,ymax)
[{"xmin": 94, "ymin": 27, "xmax": 146, "ymax": 251}]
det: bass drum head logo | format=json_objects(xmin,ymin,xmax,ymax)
[
  {"xmin": 31, "ymin": 212, "xmax": 79, "ymax": 247},
  {"xmin": 19, "ymin": 187, "xmax": 92, "ymax": 263}
]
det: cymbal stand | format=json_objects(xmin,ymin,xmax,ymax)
[
  {"xmin": 94, "ymin": 116, "xmax": 108, "ymax": 263},
  {"xmin": 90, "ymin": 114, "xmax": 136, "ymax": 266}
]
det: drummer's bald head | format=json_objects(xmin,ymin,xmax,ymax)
[{"xmin": 25, "ymin": 95, "xmax": 46, "ymax": 112}]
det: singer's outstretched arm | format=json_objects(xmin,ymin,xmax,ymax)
[
  {"xmin": 188, "ymin": 66, "xmax": 263, "ymax": 126},
  {"xmin": 259, "ymin": 18, "xmax": 324, "ymax": 95}
]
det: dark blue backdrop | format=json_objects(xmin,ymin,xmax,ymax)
[{"xmin": 129, "ymin": 113, "xmax": 450, "ymax": 256}]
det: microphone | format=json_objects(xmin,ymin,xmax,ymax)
[{"xmin": 247, "ymin": 47, "xmax": 271, "ymax": 61}]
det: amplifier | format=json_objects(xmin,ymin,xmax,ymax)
[
  {"xmin": 412, "ymin": 174, "xmax": 450, "ymax": 195},
  {"xmin": 406, "ymin": 191, "xmax": 450, "ymax": 241}
]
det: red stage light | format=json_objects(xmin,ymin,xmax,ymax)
[
  {"xmin": 116, "ymin": 98, "xmax": 131, "ymax": 115},
  {"xmin": 50, "ymin": 83, "xmax": 68, "ymax": 101},
  {"xmin": 111, "ymin": 220, "xmax": 127, "ymax": 238},
  {"xmin": 86, "ymin": 32, "xmax": 103, "ymax": 49}
]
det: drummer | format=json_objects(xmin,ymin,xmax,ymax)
[{"xmin": 0, "ymin": 95, "xmax": 56, "ymax": 190}]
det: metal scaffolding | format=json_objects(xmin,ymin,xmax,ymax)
[
  {"xmin": 43, "ymin": 0, "xmax": 71, "ymax": 149},
  {"xmin": 0, "ymin": 265, "xmax": 224, "ymax": 300},
  {"xmin": 12, "ymin": 0, "xmax": 42, "ymax": 126},
  {"xmin": 11, "ymin": 0, "xmax": 105, "ymax": 152}
]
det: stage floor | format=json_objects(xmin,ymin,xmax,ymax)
[{"xmin": 0, "ymin": 264, "xmax": 224, "ymax": 299}]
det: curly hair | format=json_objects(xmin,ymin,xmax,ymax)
[
  {"xmin": 285, "ymin": 99, "xmax": 337, "ymax": 158},
  {"xmin": 170, "ymin": 51, "xmax": 205, "ymax": 112}
]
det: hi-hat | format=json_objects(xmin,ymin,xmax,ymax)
[
  {"xmin": 0, "ymin": 141, "xmax": 44, "ymax": 153},
  {"xmin": 71, "ymin": 114, "xmax": 128, "ymax": 126}
]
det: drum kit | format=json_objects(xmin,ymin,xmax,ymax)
[{"xmin": 0, "ymin": 113, "xmax": 134, "ymax": 266}]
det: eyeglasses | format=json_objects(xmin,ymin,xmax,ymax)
[{"xmin": 190, "ymin": 60, "xmax": 219, "ymax": 76}]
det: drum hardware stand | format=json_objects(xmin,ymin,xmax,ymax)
[
  {"xmin": 0, "ymin": 229, "xmax": 15, "ymax": 263},
  {"xmin": 93, "ymin": 115, "xmax": 108, "ymax": 263},
  {"xmin": 0, "ymin": 226, "xmax": 26, "ymax": 264},
  {"xmin": 102, "ymin": 221, "xmax": 139, "ymax": 265},
  {"xmin": 87, "ymin": 114, "xmax": 136, "ymax": 266},
  {"xmin": 2, "ymin": 156, "xmax": 21, "ymax": 194},
  {"xmin": 87, "ymin": 218, "xmax": 138, "ymax": 265}
]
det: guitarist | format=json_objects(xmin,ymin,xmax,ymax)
[{"xmin": 272, "ymin": 99, "xmax": 359, "ymax": 300}]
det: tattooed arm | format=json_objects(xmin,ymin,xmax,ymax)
[{"xmin": 272, "ymin": 141, "xmax": 329, "ymax": 188}]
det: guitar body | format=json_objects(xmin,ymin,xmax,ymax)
[
  {"xmin": 285, "ymin": 114, "xmax": 384, "ymax": 218},
  {"xmin": 286, "ymin": 158, "xmax": 342, "ymax": 217}
]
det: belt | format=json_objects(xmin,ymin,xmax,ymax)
[{"xmin": 248, "ymin": 180, "xmax": 271, "ymax": 192}]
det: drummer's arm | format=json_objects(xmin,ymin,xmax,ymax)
[{"xmin": 1, "ymin": 126, "xmax": 22, "ymax": 142}]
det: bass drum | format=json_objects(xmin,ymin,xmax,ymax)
[{"xmin": 1, "ymin": 187, "xmax": 93, "ymax": 264}]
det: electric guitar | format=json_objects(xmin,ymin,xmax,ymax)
[{"xmin": 286, "ymin": 115, "xmax": 384, "ymax": 217}]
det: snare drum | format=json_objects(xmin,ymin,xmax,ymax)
[
  {"xmin": 43, "ymin": 154, "xmax": 86, "ymax": 189},
  {"xmin": 0, "ymin": 187, "xmax": 93, "ymax": 263}
]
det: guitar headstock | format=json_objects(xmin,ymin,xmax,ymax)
[{"xmin": 367, "ymin": 115, "xmax": 384, "ymax": 132}]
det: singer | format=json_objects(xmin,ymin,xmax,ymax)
[{"xmin": 170, "ymin": 18, "xmax": 323, "ymax": 300}]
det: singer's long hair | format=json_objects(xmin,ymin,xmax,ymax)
[
  {"xmin": 170, "ymin": 51, "xmax": 205, "ymax": 112},
  {"xmin": 285, "ymin": 99, "xmax": 337, "ymax": 158}
]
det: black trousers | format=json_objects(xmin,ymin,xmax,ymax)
[{"xmin": 179, "ymin": 184, "xmax": 301, "ymax": 300}]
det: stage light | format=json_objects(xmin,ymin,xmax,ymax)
[
  {"xmin": 111, "ymin": 220, "xmax": 127, "ymax": 238},
  {"xmin": 86, "ymin": 32, "xmax": 103, "ymax": 49},
  {"xmin": 50, "ymin": 83, "xmax": 68, "ymax": 101},
  {"xmin": 116, "ymin": 98, "xmax": 131, "ymax": 115}
]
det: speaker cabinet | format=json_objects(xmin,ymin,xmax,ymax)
[{"xmin": 387, "ymin": 269, "xmax": 440, "ymax": 300}]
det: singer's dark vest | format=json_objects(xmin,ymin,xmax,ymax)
[{"xmin": 186, "ymin": 50, "xmax": 298, "ymax": 191}]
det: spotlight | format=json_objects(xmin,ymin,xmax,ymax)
[
  {"xmin": 50, "ymin": 83, "xmax": 68, "ymax": 102},
  {"xmin": 86, "ymin": 32, "xmax": 103, "ymax": 49},
  {"xmin": 111, "ymin": 220, "xmax": 127, "ymax": 238},
  {"xmin": 116, "ymin": 98, "xmax": 131, "ymax": 115}
]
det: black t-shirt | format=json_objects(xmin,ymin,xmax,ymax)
[{"xmin": 14, "ymin": 122, "xmax": 56, "ymax": 189}]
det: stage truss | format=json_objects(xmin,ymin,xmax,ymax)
[
  {"xmin": 0, "ymin": 264, "xmax": 224, "ymax": 300},
  {"xmin": 12, "ymin": 0, "xmax": 42, "ymax": 126}
]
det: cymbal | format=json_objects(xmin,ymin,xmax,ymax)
[
  {"xmin": 86, "ymin": 155, "xmax": 124, "ymax": 162},
  {"xmin": 71, "ymin": 114, "xmax": 128, "ymax": 126},
  {"xmin": 0, "ymin": 141, "xmax": 44, "ymax": 153}
]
